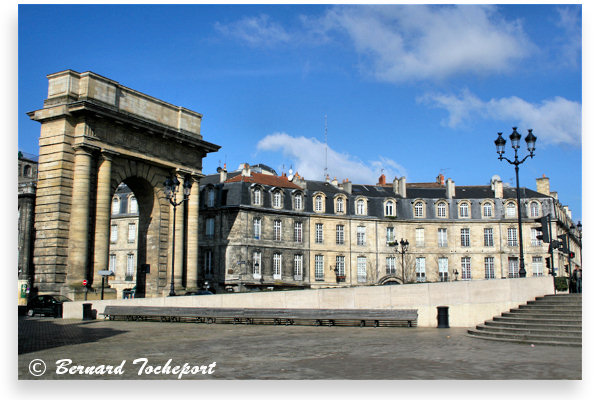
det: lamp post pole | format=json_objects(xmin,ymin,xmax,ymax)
[
  {"xmin": 164, "ymin": 174, "xmax": 193, "ymax": 296},
  {"xmin": 494, "ymin": 127, "xmax": 537, "ymax": 278},
  {"xmin": 389, "ymin": 239, "xmax": 409, "ymax": 283}
]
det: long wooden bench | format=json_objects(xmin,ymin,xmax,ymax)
[{"xmin": 101, "ymin": 306, "xmax": 418, "ymax": 327}]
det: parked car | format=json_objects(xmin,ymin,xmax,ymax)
[
  {"xmin": 184, "ymin": 290, "xmax": 214, "ymax": 296},
  {"xmin": 26, "ymin": 295, "xmax": 72, "ymax": 317}
]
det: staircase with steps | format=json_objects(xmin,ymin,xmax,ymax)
[{"xmin": 467, "ymin": 294, "xmax": 581, "ymax": 346}]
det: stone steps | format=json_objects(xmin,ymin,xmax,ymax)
[{"xmin": 467, "ymin": 294, "xmax": 582, "ymax": 346}]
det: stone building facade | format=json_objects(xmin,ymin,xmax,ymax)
[
  {"xmin": 194, "ymin": 164, "xmax": 582, "ymax": 293},
  {"xmin": 18, "ymin": 151, "xmax": 39, "ymax": 303}
]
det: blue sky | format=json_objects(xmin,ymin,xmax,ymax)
[{"xmin": 17, "ymin": 3, "xmax": 582, "ymax": 222}]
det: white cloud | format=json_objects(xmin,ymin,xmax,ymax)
[
  {"xmin": 554, "ymin": 6, "xmax": 581, "ymax": 68},
  {"xmin": 256, "ymin": 132, "xmax": 408, "ymax": 184},
  {"xmin": 214, "ymin": 14, "xmax": 291, "ymax": 47},
  {"xmin": 420, "ymin": 90, "xmax": 581, "ymax": 146},
  {"xmin": 315, "ymin": 5, "xmax": 533, "ymax": 82}
]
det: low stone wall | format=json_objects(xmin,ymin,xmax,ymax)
[{"xmin": 62, "ymin": 277, "xmax": 554, "ymax": 327}]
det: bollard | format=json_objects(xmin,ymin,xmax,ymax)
[
  {"xmin": 82, "ymin": 303, "xmax": 94, "ymax": 320},
  {"xmin": 437, "ymin": 306, "xmax": 449, "ymax": 328}
]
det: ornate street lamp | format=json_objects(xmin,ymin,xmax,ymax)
[
  {"xmin": 164, "ymin": 174, "xmax": 193, "ymax": 296},
  {"xmin": 495, "ymin": 127, "xmax": 537, "ymax": 278},
  {"xmin": 388, "ymin": 238, "xmax": 409, "ymax": 283}
]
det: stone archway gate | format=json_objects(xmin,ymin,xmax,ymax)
[{"xmin": 28, "ymin": 70, "xmax": 220, "ymax": 299}]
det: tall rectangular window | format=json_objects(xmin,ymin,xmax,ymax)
[
  {"xmin": 415, "ymin": 257, "xmax": 426, "ymax": 282},
  {"xmin": 294, "ymin": 194, "xmax": 302, "ymax": 210},
  {"xmin": 438, "ymin": 228, "xmax": 448, "ymax": 247},
  {"xmin": 532, "ymin": 256, "xmax": 543, "ymax": 277},
  {"xmin": 273, "ymin": 253, "xmax": 281, "ymax": 279},
  {"xmin": 273, "ymin": 220, "xmax": 281, "ymax": 241},
  {"xmin": 386, "ymin": 257, "xmax": 396, "ymax": 275},
  {"xmin": 336, "ymin": 256, "xmax": 346, "ymax": 279},
  {"xmin": 357, "ymin": 256, "xmax": 367, "ymax": 282},
  {"xmin": 531, "ymin": 228, "xmax": 542, "ymax": 246},
  {"xmin": 315, "ymin": 255, "xmax": 324, "ymax": 281},
  {"xmin": 508, "ymin": 228, "xmax": 518, "ymax": 247},
  {"xmin": 386, "ymin": 227, "xmax": 395, "ymax": 243},
  {"xmin": 294, "ymin": 221, "xmax": 303, "ymax": 243},
  {"xmin": 205, "ymin": 218, "xmax": 215, "ymax": 238},
  {"xmin": 205, "ymin": 250, "xmax": 213, "ymax": 275},
  {"xmin": 110, "ymin": 224, "xmax": 118, "ymax": 243},
  {"xmin": 253, "ymin": 190, "xmax": 261, "ymax": 205},
  {"xmin": 207, "ymin": 190, "xmax": 215, "ymax": 207},
  {"xmin": 128, "ymin": 223, "xmax": 136, "ymax": 243},
  {"xmin": 357, "ymin": 226, "xmax": 366, "ymax": 246},
  {"xmin": 109, "ymin": 254, "xmax": 116, "ymax": 273},
  {"xmin": 294, "ymin": 254, "xmax": 303, "ymax": 280},
  {"xmin": 460, "ymin": 228, "xmax": 470, "ymax": 247},
  {"xmin": 438, "ymin": 258, "xmax": 449, "ymax": 282},
  {"xmin": 315, "ymin": 223, "xmax": 323, "ymax": 244},
  {"xmin": 272, "ymin": 191, "xmax": 282, "ymax": 208},
  {"xmin": 253, "ymin": 218, "xmax": 261, "ymax": 239},
  {"xmin": 508, "ymin": 257, "xmax": 519, "ymax": 278},
  {"xmin": 415, "ymin": 228, "xmax": 425, "ymax": 247},
  {"xmin": 461, "ymin": 257, "xmax": 471, "ymax": 280},
  {"xmin": 253, "ymin": 251, "xmax": 262, "ymax": 278},
  {"xmin": 126, "ymin": 254, "xmax": 135, "ymax": 280},
  {"xmin": 485, "ymin": 257, "xmax": 495, "ymax": 279},
  {"xmin": 336, "ymin": 225, "xmax": 345, "ymax": 245},
  {"xmin": 484, "ymin": 228, "xmax": 494, "ymax": 247}
]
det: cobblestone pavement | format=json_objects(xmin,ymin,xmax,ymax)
[{"xmin": 18, "ymin": 316, "xmax": 581, "ymax": 380}]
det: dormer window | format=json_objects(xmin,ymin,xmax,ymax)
[
  {"xmin": 356, "ymin": 199, "xmax": 366, "ymax": 215},
  {"xmin": 207, "ymin": 188, "xmax": 215, "ymax": 207},
  {"xmin": 414, "ymin": 201, "xmax": 424, "ymax": 218},
  {"xmin": 112, "ymin": 197, "xmax": 120, "ymax": 215},
  {"xmin": 314, "ymin": 195, "xmax": 324, "ymax": 212},
  {"xmin": 437, "ymin": 202, "xmax": 447, "ymax": 218},
  {"xmin": 129, "ymin": 196, "xmax": 138, "ymax": 214},
  {"xmin": 483, "ymin": 202, "xmax": 493, "ymax": 218},
  {"xmin": 530, "ymin": 201, "xmax": 540, "ymax": 218},
  {"xmin": 384, "ymin": 200, "xmax": 395, "ymax": 217},
  {"xmin": 294, "ymin": 193, "xmax": 303, "ymax": 210},
  {"xmin": 272, "ymin": 191, "xmax": 282, "ymax": 209},
  {"xmin": 459, "ymin": 202, "xmax": 470, "ymax": 218},
  {"xmin": 336, "ymin": 197, "xmax": 344, "ymax": 213},
  {"xmin": 505, "ymin": 202, "xmax": 516, "ymax": 218},
  {"xmin": 252, "ymin": 188, "xmax": 262, "ymax": 206}
]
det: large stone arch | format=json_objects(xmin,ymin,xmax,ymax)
[{"xmin": 28, "ymin": 70, "xmax": 219, "ymax": 299}]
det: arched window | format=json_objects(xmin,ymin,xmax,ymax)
[
  {"xmin": 385, "ymin": 200, "xmax": 394, "ymax": 217},
  {"xmin": 483, "ymin": 202, "xmax": 493, "ymax": 218},
  {"xmin": 336, "ymin": 197, "xmax": 344, "ymax": 213},
  {"xmin": 252, "ymin": 189, "xmax": 261, "ymax": 205},
  {"xmin": 315, "ymin": 195, "xmax": 323, "ymax": 212},
  {"xmin": 207, "ymin": 189, "xmax": 215, "ymax": 207},
  {"xmin": 272, "ymin": 191, "xmax": 282, "ymax": 208},
  {"xmin": 414, "ymin": 201, "xmax": 424, "ymax": 217},
  {"xmin": 530, "ymin": 202, "xmax": 539, "ymax": 217},
  {"xmin": 294, "ymin": 193, "xmax": 303, "ymax": 210},
  {"xmin": 459, "ymin": 202, "xmax": 469, "ymax": 218},
  {"xmin": 437, "ymin": 202, "xmax": 447, "ymax": 218},
  {"xmin": 111, "ymin": 197, "xmax": 120, "ymax": 215},
  {"xmin": 356, "ymin": 199, "xmax": 365, "ymax": 215},
  {"xmin": 506, "ymin": 202, "xmax": 516, "ymax": 218},
  {"xmin": 129, "ymin": 196, "xmax": 138, "ymax": 214}
]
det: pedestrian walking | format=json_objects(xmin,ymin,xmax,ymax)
[{"xmin": 572, "ymin": 266, "xmax": 582, "ymax": 293}]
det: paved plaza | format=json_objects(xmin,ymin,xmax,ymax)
[{"xmin": 18, "ymin": 316, "xmax": 581, "ymax": 380}]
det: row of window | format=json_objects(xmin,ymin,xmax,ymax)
[
  {"xmin": 108, "ymin": 253, "xmax": 136, "ymax": 280},
  {"xmin": 112, "ymin": 195, "xmax": 138, "ymax": 215},
  {"xmin": 249, "ymin": 187, "xmax": 542, "ymax": 219},
  {"xmin": 110, "ymin": 223, "xmax": 137, "ymax": 243},
  {"xmin": 251, "ymin": 252, "xmax": 303, "ymax": 280},
  {"xmin": 311, "ymin": 255, "xmax": 545, "ymax": 282},
  {"xmin": 243, "ymin": 220, "xmax": 544, "ymax": 248}
]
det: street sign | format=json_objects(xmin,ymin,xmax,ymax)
[
  {"xmin": 98, "ymin": 270, "xmax": 114, "ymax": 276},
  {"xmin": 82, "ymin": 279, "xmax": 88, "ymax": 286}
]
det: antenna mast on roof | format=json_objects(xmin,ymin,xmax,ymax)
[{"xmin": 324, "ymin": 114, "xmax": 328, "ymax": 180}]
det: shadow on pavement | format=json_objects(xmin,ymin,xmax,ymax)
[{"xmin": 18, "ymin": 317, "xmax": 128, "ymax": 355}]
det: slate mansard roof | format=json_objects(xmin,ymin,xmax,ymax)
[{"xmin": 197, "ymin": 166, "xmax": 553, "ymax": 220}]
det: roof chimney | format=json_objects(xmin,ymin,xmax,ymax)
[
  {"xmin": 446, "ymin": 178, "xmax": 455, "ymax": 199},
  {"xmin": 492, "ymin": 178, "xmax": 503, "ymax": 199},
  {"xmin": 393, "ymin": 177, "xmax": 406, "ymax": 197},
  {"xmin": 378, "ymin": 174, "xmax": 386, "ymax": 186},
  {"xmin": 241, "ymin": 163, "xmax": 251, "ymax": 177},
  {"xmin": 332, "ymin": 177, "xmax": 338, "ymax": 187},
  {"xmin": 536, "ymin": 175, "xmax": 550, "ymax": 196},
  {"xmin": 436, "ymin": 173, "xmax": 445, "ymax": 185},
  {"xmin": 343, "ymin": 179, "xmax": 352, "ymax": 194},
  {"xmin": 219, "ymin": 164, "xmax": 228, "ymax": 183}
]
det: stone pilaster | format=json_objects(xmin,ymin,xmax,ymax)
[
  {"xmin": 186, "ymin": 175, "xmax": 201, "ymax": 291},
  {"xmin": 174, "ymin": 173, "xmax": 186, "ymax": 291},
  {"xmin": 66, "ymin": 144, "xmax": 95, "ymax": 286},
  {"xmin": 93, "ymin": 151, "xmax": 116, "ymax": 283}
]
